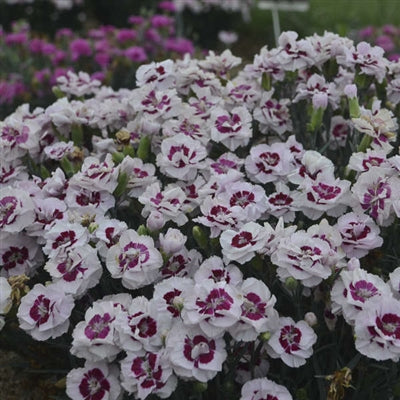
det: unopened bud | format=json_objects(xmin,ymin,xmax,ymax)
[
  {"xmin": 260, "ymin": 331, "xmax": 272, "ymax": 341},
  {"xmin": 193, "ymin": 382, "xmax": 208, "ymax": 393},
  {"xmin": 137, "ymin": 224, "xmax": 149, "ymax": 236},
  {"xmin": 304, "ymin": 312, "xmax": 318, "ymax": 327},
  {"xmin": 284, "ymin": 277, "xmax": 298, "ymax": 291},
  {"xmin": 192, "ymin": 225, "xmax": 208, "ymax": 251},
  {"xmin": 146, "ymin": 211, "xmax": 165, "ymax": 231},
  {"xmin": 344, "ymin": 84, "xmax": 357, "ymax": 99}
]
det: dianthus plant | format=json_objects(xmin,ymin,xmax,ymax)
[{"xmin": 2, "ymin": 30, "xmax": 400, "ymax": 400}]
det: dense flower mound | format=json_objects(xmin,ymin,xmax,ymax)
[
  {"xmin": 3, "ymin": 30, "xmax": 400, "ymax": 399},
  {"xmin": 0, "ymin": 11, "xmax": 195, "ymax": 117}
]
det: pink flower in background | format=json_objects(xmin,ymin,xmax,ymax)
[
  {"xmin": 70, "ymin": 38, "xmax": 92, "ymax": 61},
  {"xmin": 124, "ymin": 46, "xmax": 148, "ymax": 62}
]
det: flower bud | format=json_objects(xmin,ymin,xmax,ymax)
[
  {"xmin": 284, "ymin": 277, "xmax": 298, "ymax": 291},
  {"xmin": 260, "ymin": 331, "xmax": 272, "ymax": 341},
  {"xmin": 344, "ymin": 84, "xmax": 361, "ymax": 118},
  {"xmin": 146, "ymin": 210, "xmax": 165, "ymax": 231},
  {"xmin": 304, "ymin": 312, "xmax": 318, "ymax": 327},
  {"xmin": 159, "ymin": 228, "xmax": 187, "ymax": 254},
  {"xmin": 312, "ymin": 92, "xmax": 328, "ymax": 109},
  {"xmin": 193, "ymin": 382, "xmax": 208, "ymax": 393},
  {"xmin": 344, "ymin": 84, "xmax": 357, "ymax": 99},
  {"xmin": 347, "ymin": 257, "xmax": 360, "ymax": 271},
  {"xmin": 137, "ymin": 224, "xmax": 149, "ymax": 236},
  {"xmin": 192, "ymin": 225, "xmax": 208, "ymax": 251}
]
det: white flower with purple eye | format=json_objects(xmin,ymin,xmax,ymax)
[
  {"xmin": 119, "ymin": 156, "xmax": 157, "ymax": 198},
  {"xmin": 56, "ymin": 71, "xmax": 101, "ymax": 97},
  {"xmin": 354, "ymin": 295, "xmax": 400, "ymax": 361},
  {"xmin": 293, "ymin": 73, "xmax": 339, "ymax": 108},
  {"xmin": 44, "ymin": 245, "xmax": 102, "ymax": 297},
  {"xmin": 0, "ymin": 187, "xmax": 35, "ymax": 233},
  {"xmin": 136, "ymin": 59, "xmax": 176, "ymax": 90},
  {"xmin": 182, "ymin": 280, "xmax": 242, "ymax": 338},
  {"xmin": 0, "ymin": 232, "xmax": 41, "ymax": 277},
  {"xmin": 0, "ymin": 156, "xmax": 28, "ymax": 188},
  {"xmin": 199, "ymin": 49, "xmax": 242, "ymax": 79},
  {"xmin": 0, "ymin": 117, "xmax": 40, "ymax": 159},
  {"xmin": 94, "ymin": 217, "xmax": 127, "ymax": 260},
  {"xmin": 65, "ymin": 184, "xmax": 115, "ymax": 214},
  {"xmin": 70, "ymin": 154, "xmax": 119, "ymax": 194},
  {"xmin": 210, "ymin": 106, "xmax": 252, "ymax": 151},
  {"xmin": 336, "ymin": 212, "xmax": 383, "ymax": 258},
  {"xmin": 209, "ymin": 152, "xmax": 244, "ymax": 177},
  {"xmin": 343, "ymin": 41, "xmax": 387, "ymax": 83},
  {"xmin": 106, "ymin": 229, "xmax": 162, "ymax": 290},
  {"xmin": 224, "ymin": 78, "xmax": 260, "ymax": 110},
  {"xmin": 194, "ymin": 256, "xmax": 243, "ymax": 287},
  {"xmin": 220, "ymin": 222, "xmax": 269, "ymax": 264},
  {"xmin": 115, "ymin": 295, "xmax": 171, "ymax": 354},
  {"xmin": 162, "ymin": 113, "xmax": 209, "ymax": 145},
  {"xmin": 159, "ymin": 247, "xmax": 202, "ymax": 279},
  {"xmin": 297, "ymin": 176, "xmax": 351, "ymax": 220},
  {"xmin": 266, "ymin": 182, "xmax": 299, "ymax": 222},
  {"xmin": 156, "ymin": 134, "xmax": 207, "ymax": 181},
  {"xmin": 245, "ymin": 142, "xmax": 295, "ymax": 184},
  {"xmin": 329, "ymin": 116, "xmax": 350, "ymax": 149},
  {"xmin": 271, "ymin": 230, "xmax": 333, "ymax": 287},
  {"xmin": 153, "ymin": 277, "xmax": 194, "ymax": 319},
  {"xmin": 267, "ymin": 317, "xmax": 317, "ymax": 367},
  {"xmin": 276, "ymin": 31, "xmax": 316, "ymax": 71},
  {"xmin": 194, "ymin": 195, "xmax": 244, "ymax": 238},
  {"xmin": 387, "ymin": 77, "xmax": 400, "ymax": 105},
  {"xmin": 120, "ymin": 350, "xmax": 177, "ymax": 400},
  {"xmin": 139, "ymin": 182, "xmax": 188, "ymax": 227},
  {"xmin": 348, "ymin": 150, "xmax": 390, "ymax": 176},
  {"xmin": 253, "ymin": 90, "xmax": 293, "ymax": 136},
  {"xmin": 219, "ymin": 181, "xmax": 268, "ymax": 221},
  {"xmin": 166, "ymin": 321, "xmax": 227, "ymax": 382},
  {"xmin": 288, "ymin": 150, "xmax": 334, "ymax": 185},
  {"xmin": 136, "ymin": 87, "xmax": 181, "ymax": 121},
  {"xmin": 240, "ymin": 377, "xmax": 293, "ymax": 400},
  {"xmin": 71, "ymin": 300, "xmax": 121, "ymax": 362},
  {"xmin": 66, "ymin": 361, "xmax": 121, "ymax": 400},
  {"xmin": 44, "ymin": 140, "xmax": 74, "ymax": 160},
  {"xmin": 351, "ymin": 166, "xmax": 400, "ymax": 226},
  {"xmin": 229, "ymin": 278, "xmax": 279, "ymax": 342},
  {"xmin": 17, "ymin": 283, "xmax": 74, "ymax": 341},
  {"xmin": 43, "ymin": 222, "xmax": 89, "ymax": 257},
  {"xmin": 331, "ymin": 267, "xmax": 392, "ymax": 324},
  {"xmin": 352, "ymin": 103, "xmax": 397, "ymax": 152}
]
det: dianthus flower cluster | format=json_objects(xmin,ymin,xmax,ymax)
[{"xmin": 2, "ymin": 30, "xmax": 400, "ymax": 399}]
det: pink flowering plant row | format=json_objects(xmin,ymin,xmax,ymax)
[
  {"xmin": 2, "ymin": 30, "xmax": 400, "ymax": 399},
  {"xmin": 0, "ymin": 9, "xmax": 195, "ymax": 118},
  {"xmin": 357, "ymin": 24, "xmax": 400, "ymax": 62}
]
